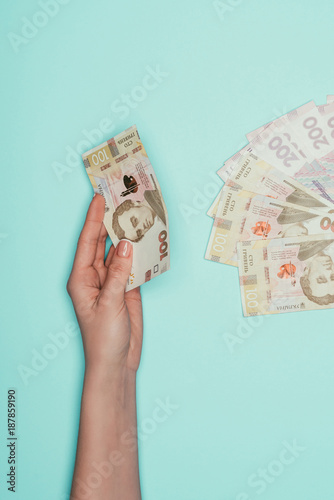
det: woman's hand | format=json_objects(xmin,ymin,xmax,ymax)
[
  {"xmin": 68, "ymin": 195, "xmax": 143, "ymax": 500},
  {"xmin": 67, "ymin": 194, "xmax": 143, "ymax": 376}
]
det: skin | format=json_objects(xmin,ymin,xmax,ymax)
[
  {"xmin": 305, "ymin": 252, "xmax": 334, "ymax": 298},
  {"xmin": 67, "ymin": 194, "xmax": 143, "ymax": 500},
  {"xmin": 118, "ymin": 202, "xmax": 155, "ymax": 241}
]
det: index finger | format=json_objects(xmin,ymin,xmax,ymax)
[{"xmin": 73, "ymin": 194, "xmax": 106, "ymax": 270}]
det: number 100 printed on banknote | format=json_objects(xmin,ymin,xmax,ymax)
[{"xmin": 82, "ymin": 125, "xmax": 170, "ymax": 291}]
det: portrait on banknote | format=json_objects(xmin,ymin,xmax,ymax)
[
  {"xmin": 238, "ymin": 235, "xmax": 334, "ymax": 315},
  {"xmin": 112, "ymin": 189, "xmax": 167, "ymax": 242},
  {"xmin": 300, "ymin": 250, "xmax": 334, "ymax": 306}
]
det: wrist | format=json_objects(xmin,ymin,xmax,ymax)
[{"xmin": 83, "ymin": 363, "xmax": 137, "ymax": 408}]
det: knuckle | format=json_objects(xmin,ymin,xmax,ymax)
[
  {"xmin": 78, "ymin": 235, "xmax": 98, "ymax": 247},
  {"xmin": 100, "ymin": 232, "xmax": 107, "ymax": 243},
  {"xmin": 98, "ymin": 289, "xmax": 114, "ymax": 306},
  {"xmin": 94, "ymin": 259, "xmax": 104, "ymax": 269},
  {"xmin": 109, "ymin": 262, "xmax": 127, "ymax": 279}
]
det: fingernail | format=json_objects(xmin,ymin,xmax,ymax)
[{"xmin": 117, "ymin": 240, "xmax": 132, "ymax": 258}]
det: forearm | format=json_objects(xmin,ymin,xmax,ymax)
[{"xmin": 70, "ymin": 366, "xmax": 141, "ymax": 500}]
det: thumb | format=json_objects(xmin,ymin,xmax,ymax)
[{"xmin": 102, "ymin": 240, "xmax": 133, "ymax": 300}]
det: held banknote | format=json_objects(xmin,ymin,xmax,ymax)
[
  {"xmin": 82, "ymin": 125, "xmax": 170, "ymax": 290},
  {"xmin": 238, "ymin": 234, "xmax": 334, "ymax": 316}
]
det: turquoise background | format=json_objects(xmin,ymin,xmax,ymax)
[{"xmin": 1, "ymin": 0, "xmax": 334, "ymax": 498}]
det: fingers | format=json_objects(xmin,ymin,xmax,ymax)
[
  {"xmin": 73, "ymin": 194, "xmax": 105, "ymax": 271},
  {"xmin": 90, "ymin": 224, "xmax": 108, "ymax": 286},
  {"xmin": 125, "ymin": 286, "xmax": 141, "ymax": 302},
  {"xmin": 100, "ymin": 240, "xmax": 133, "ymax": 304},
  {"xmin": 92, "ymin": 224, "xmax": 108, "ymax": 275},
  {"xmin": 94, "ymin": 225, "xmax": 108, "ymax": 265},
  {"xmin": 104, "ymin": 243, "xmax": 115, "ymax": 268}
]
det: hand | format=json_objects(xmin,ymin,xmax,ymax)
[{"xmin": 67, "ymin": 194, "xmax": 143, "ymax": 376}]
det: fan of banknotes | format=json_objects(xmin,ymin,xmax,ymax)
[{"xmin": 205, "ymin": 95, "xmax": 334, "ymax": 316}]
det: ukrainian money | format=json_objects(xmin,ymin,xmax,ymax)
[
  {"xmin": 285, "ymin": 101, "xmax": 333, "ymax": 163},
  {"xmin": 82, "ymin": 125, "xmax": 169, "ymax": 290},
  {"xmin": 205, "ymin": 187, "xmax": 333, "ymax": 267},
  {"xmin": 207, "ymin": 153, "xmax": 333, "ymax": 219},
  {"xmin": 224, "ymin": 154, "xmax": 333, "ymax": 210},
  {"xmin": 207, "ymin": 189, "xmax": 223, "ymax": 218},
  {"xmin": 218, "ymin": 101, "xmax": 334, "ymax": 201},
  {"xmin": 247, "ymin": 123, "xmax": 271, "ymax": 142},
  {"xmin": 206, "ymin": 97, "xmax": 334, "ymax": 315},
  {"xmin": 258, "ymin": 101, "xmax": 334, "ymax": 198},
  {"xmin": 245, "ymin": 102, "xmax": 319, "ymax": 142},
  {"xmin": 218, "ymin": 102, "xmax": 320, "ymax": 182},
  {"xmin": 316, "ymin": 102, "xmax": 334, "ymax": 178},
  {"xmin": 247, "ymin": 99, "xmax": 334, "ymax": 147},
  {"xmin": 238, "ymin": 234, "xmax": 334, "ymax": 315}
]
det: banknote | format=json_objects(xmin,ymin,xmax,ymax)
[
  {"xmin": 224, "ymin": 154, "xmax": 333, "ymax": 210},
  {"xmin": 246, "ymin": 100, "xmax": 334, "ymax": 159},
  {"xmin": 218, "ymin": 102, "xmax": 334, "ymax": 200},
  {"xmin": 246, "ymin": 101, "xmax": 333, "ymax": 159},
  {"xmin": 247, "ymin": 101, "xmax": 334, "ymax": 195},
  {"xmin": 218, "ymin": 102, "xmax": 319, "ymax": 182},
  {"xmin": 82, "ymin": 125, "xmax": 170, "ymax": 290},
  {"xmin": 205, "ymin": 187, "xmax": 331, "ymax": 267},
  {"xmin": 245, "ymin": 101, "xmax": 321, "ymax": 142},
  {"xmin": 316, "ymin": 102, "xmax": 334, "ymax": 178},
  {"xmin": 207, "ymin": 189, "xmax": 223, "ymax": 217},
  {"xmin": 284, "ymin": 101, "xmax": 333, "ymax": 161},
  {"xmin": 207, "ymin": 153, "xmax": 334, "ymax": 220},
  {"xmin": 246, "ymin": 123, "xmax": 271, "ymax": 142},
  {"xmin": 238, "ymin": 234, "xmax": 334, "ymax": 316}
]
